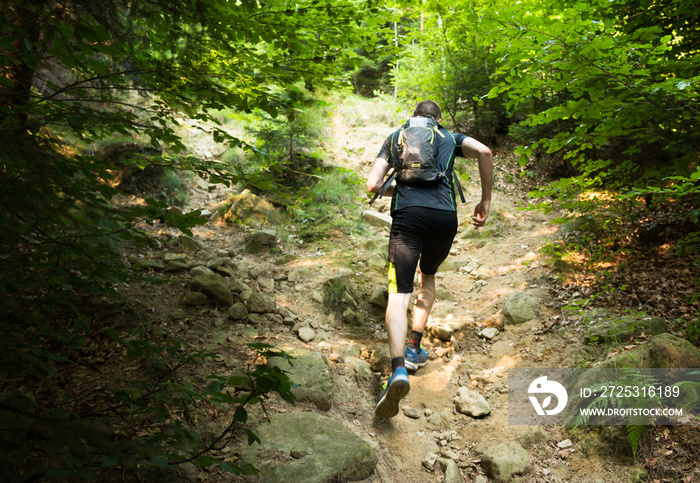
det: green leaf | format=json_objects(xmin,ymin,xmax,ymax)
[
  {"xmin": 102, "ymin": 455, "xmax": 120, "ymax": 467},
  {"xmin": 151, "ymin": 455, "xmax": 171, "ymax": 469}
]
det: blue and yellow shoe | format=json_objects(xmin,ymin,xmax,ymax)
[
  {"xmin": 375, "ymin": 366, "xmax": 410, "ymax": 418},
  {"xmin": 404, "ymin": 346, "xmax": 427, "ymax": 371}
]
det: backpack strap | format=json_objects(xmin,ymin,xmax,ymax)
[
  {"xmin": 451, "ymin": 171, "xmax": 466, "ymax": 204},
  {"xmin": 368, "ymin": 168, "xmax": 397, "ymax": 206}
]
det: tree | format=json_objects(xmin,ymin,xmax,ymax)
[{"xmin": 0, "ymin": 0, "xmax": 391, "ymax": 478}]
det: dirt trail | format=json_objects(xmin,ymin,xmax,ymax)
[{"xmin": 168, "ymin": 101, "xmax": 642, "ymax": 482}]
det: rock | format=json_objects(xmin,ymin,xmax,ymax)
[
  {"xmin": 601, "ymin": 333, "xmax": 700, "ymax": 369},
  {"xmin": 436, "ymin": 287, "xmax": 453, "ymax": 301},
  {"xmin": 584, "ymin": 314, "xmax": 667, "ymax": 344},
  {"xmin": 342, "ymin": 308, "xmax": 356, "ymax": 323},
  {"xmin": 189, "ymin": 265, "xmax": 215, "ymax": 277},
  {"xmin": 369, "ymin": 345, "xmax": 391, "ymax": 373},
  {"xmin": 345, "ymin": 357, "xmax": 376, "ymax": 388},
  {"xmin": 402, "ymin": 406, "xmax": 421, "ymax": 419},
  {"xmin": 478, "ymin": 327, "xmax": 499, "ymax": 340},
  {"xmin": 475, "ymin": 476, "xmax": 489, "ymax": 483},
  {"xmin": 443, "ymin": 459, "xmax": 464, "ymax": 483},
  {"xmin": 362, "ymin": 210, "xmax": 392, "ymax": 229},
  {"xmin": 227, "ymin": 302, "xmax": 248, "ymax": 320},
  {"xmin": 269, "ymin": 350, "xmax": 335, "ymax": 411},
  {"xmin": 247, "ymin": 229, "xmax": 279, "ymax": 253},
  {"xmin": 422, "ymin": 453, "xmax": 439, "ymax": 470},
  {"xmin": 214, "ymin": 265, "xmax": 236, "ymax": 277},
  {"xmin": 181, "ymin": 291, "xmax": 208, "ymax": 305},
  {"xmin": 258, "ymin": 276, "xmax": 275, "ymax": 293},
  {"xmin": 427, "ymin": 317, "xmax": 471, "ymax": 342},
  {"xmin": 454, "ymin": 387, "xmax": 491, "ymax": 417},
  {"xmin": 178, "ymin": 235, "xmax": 203, "ymax": 252},
  {"xmin": 426, "ymin": 409, "xmax": 453, "ymax": 429},
  {"xmin": 298, "ymin": 327, "xmax": 316, "ymax": 343},
  {"xmin": 245, "ymin": 292, "xmax": 276, "ymax": 314},
  {"xmin": 368, "ymin": 253, "xmax": 386, "ymax": 269},
  {"xmin": 163, "ymin": 252, "xmax": 186, "ymax": 262},
  {"xmin": 557, "ymin": 439, "xmax": 573, "ymax": 449},
  {"xmin": 369, "ymin": 286, "xmax": 388, "ymax": 308},
  {"xmin": 502, "ymin": 292, "xmax": 537, "ymax": 324},
  {"xmin": 481, "ymin": 442, "xmax": 532, "ymax": 483},
  {"xmin": 344, "ymin": 343, "xmax": 362, "ymax": 358},
  {"xmin": 647, "ymin": 333, "xmax": 700, "ymax": 368},
  {"xmin": 275, "ymin": 254, "xmax": 296, "ymax": 265},
  {"xmin": 222, "ymin": 189, "xmax": 283, "ymax": 226},
  {"xmin": 240, "ymin": 412, "xmax": 377, "ymax": 482},
  {"xmin": 164, "ymin": 260, "xmax": 189, "ymax": 272},
  {"xmin": 328, "ymin": 353, "xmax": 344, "ymax": 363},
  {"xmin": 190, "ymin": 273, "xmax": 233, "ymax": 307},
  {"xmin": 474, "ymin": 271, "xmax": 492, "ymax": 280},
  {"xmin": 228, "ymin": 279, "xmax": 250, "ymax": 294}
]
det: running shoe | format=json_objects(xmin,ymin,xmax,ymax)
[
  {"xmin": 404, "ymin": 345, "xmax": 427, "ymax": 371},
  {"xmin": 375, "ymin": 366, "xmax": 410, "ymax": 418}
]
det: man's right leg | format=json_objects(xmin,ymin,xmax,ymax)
[{"xmin": 404, "ymin": 271, "xmax": 434, "ymax": 370}]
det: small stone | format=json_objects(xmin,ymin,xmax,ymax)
[
  {"xmin": 478, "ymin": 327, "xmax": 499, "ymax": 340},
  {"xmin": 422, "ymin": 453, "xmax": 438, "ymax": 470},
  {"xmin": 298, "ymin": 327, "xmax": 316, "ymax": 343},
  {"xmin": 227, "ymin": 302, "xmax": 248, "ymax": 320},
  {"xmin": 402, "ymin": 406, "xmax": 421, "ymax": 419},
  {"xmin": 454, "ymin": 387, "xmax": 491, "ymax": 417},
  {"xmin": 181, "ymin": 291, "xmax": 208, "ymax": 305},
  {"xmin": 329, "ymin": 353, "xmax": 344, "ymax": 363},
  {"xmin": 557, "ymin": 439, "xmax": 572, "ymax": 449}
]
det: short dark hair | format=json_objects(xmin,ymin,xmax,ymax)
[{"xmin": 413, "ymin": 100, "xmax": 442, "ymax": 120}]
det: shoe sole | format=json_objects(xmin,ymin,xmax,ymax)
[
  {"xmin": 404, "ymin": 360, "xmax": 427, "ymax": 371},
  {"xmin": 375, "ymin": 378, "xmax": 410, "ymax": 418}
]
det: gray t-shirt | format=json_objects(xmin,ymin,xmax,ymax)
[{"xmin": 377, "ymin": 123, "xmax": 468, "ymax": 213}]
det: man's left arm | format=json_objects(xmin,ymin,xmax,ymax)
[{"xmin": 460, "ymin": 137, "xmax": 493, "ymax": 228}]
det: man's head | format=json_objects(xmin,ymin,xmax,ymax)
[{"xmin": 413, "ymin": 100, "xmax": 442, "ymax": 121}]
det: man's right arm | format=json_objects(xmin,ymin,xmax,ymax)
[
  {"xmin": 366, "ymin": 136, "xmax": 394, "ymax": 196},
  {"xmin": 366, "ymin": 156, "xmax": 392, "ymax": 195}
]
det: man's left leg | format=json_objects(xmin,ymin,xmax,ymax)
[{"xmin": 375, "ymin": 292, "xmax": 412, "ymax": 418}]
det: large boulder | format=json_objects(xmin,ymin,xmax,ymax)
[
  {"xmin": 601, "ymin": 333, "xmax": 700, "ymax": 369},
  {"xmin": 480, "ymin": 442, "xmax": 532, "ymax": 483},
  {"xmin": 245, "ymin": 292, "xmax": 277, "ymax": 314},
  {"xmin": 221, "ymin": 189, "xmax": 282, "ymax": 226},
  {"xmin": 269, "ymin": 350, "xmax": 335, "ymax": 411},
  {"xmin": 584, "ymin": 314, "xmax": 667, "ymax": 344},
  {"xmin": 502, "ymin": 292, "xmax": 537, "ymax": 324},
  {"xmin": 190, "ymin": 273, "xmax": 233, "ymax": 307},
  {"xmin": 241, "ymin": 412, "xmax": 377, "ymax": 483}
]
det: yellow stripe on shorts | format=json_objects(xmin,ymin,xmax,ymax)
[{"xmin": 388, "ymin": 262, "xmax": 398, "ymax": 294}]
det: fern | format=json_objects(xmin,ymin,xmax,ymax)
[{"xmin": 626, "ymin": 425, "xmax": 646, "ymax": 457}]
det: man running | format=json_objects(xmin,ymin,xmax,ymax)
[{"xmin": 366, "ymin": 100, "xmax": 493, "ymax": 418}]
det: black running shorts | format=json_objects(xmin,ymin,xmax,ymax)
[{"xmin": 387, "ymin": 206, "xmax": 458, "ymax": 294}]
